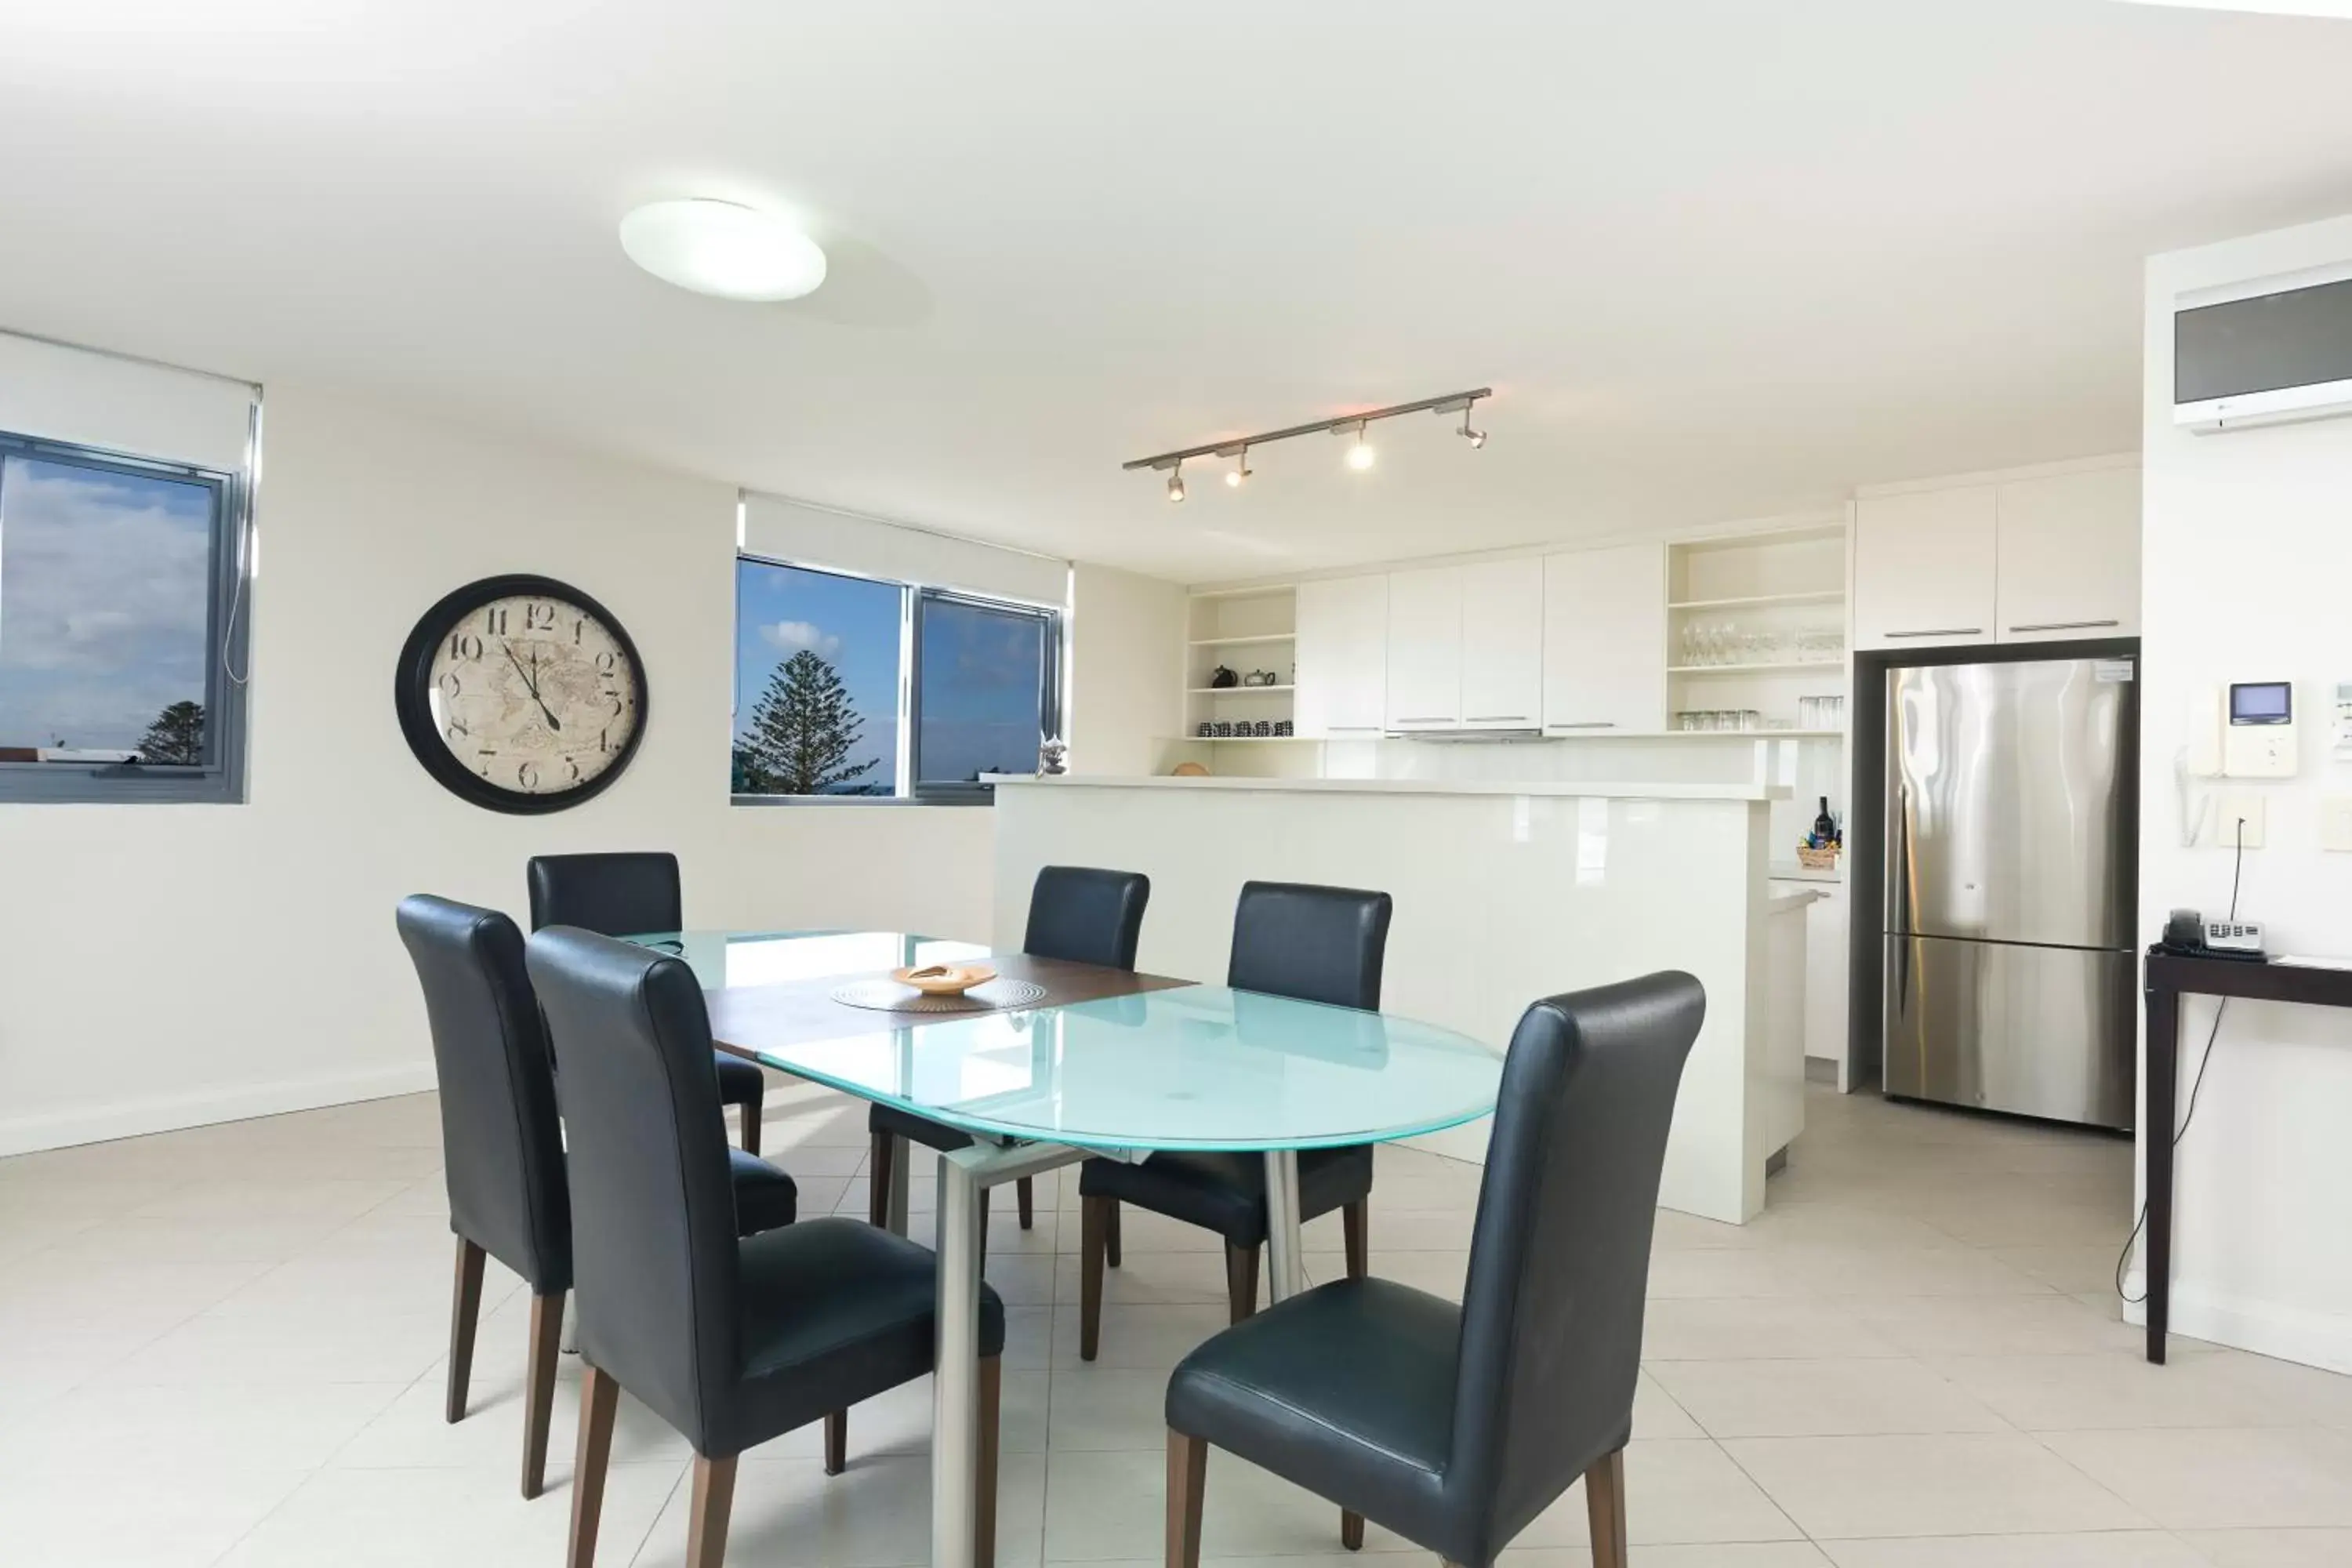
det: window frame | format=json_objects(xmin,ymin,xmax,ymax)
[
  {"xmin": 908, "ymin": 586, "xmax": 1064, "ymax": 804},
  {"xmin": 0, "ymin": 429, "xmax": 252, "ymax": 805},
  {"xmin": 730, "ymin": 552, "xmax": 1063, "ymax": 807}
]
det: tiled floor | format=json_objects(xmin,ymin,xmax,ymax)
[{"xmin": 4, "ymin": 1079, "xmax": 2350, "ymax": 1566}]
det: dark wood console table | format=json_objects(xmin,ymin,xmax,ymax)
[{"xmin": 2142, "ymin": 950, "xmax": 2352, "ymax": 1363}]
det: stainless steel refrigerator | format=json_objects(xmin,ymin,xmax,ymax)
[{"xmin": 1882, "ymin": 655, "xmax": 2136, "ymax": 1130}]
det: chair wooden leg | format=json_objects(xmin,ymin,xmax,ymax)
[
  {"xmin": 1105, "ymin": 1198, "xmax": 1123, "ymax": 1267},
  {"xmin": 568, "ymin": 1364, "xmax": 620, "ymax": 1568},
  {"xmin": 869, "ymin": 1131, "xmax": 894, "ymax": 1228},
  {"xmin": 1339, "ymin": 1508, "xmax": 1364, "ymax": 1550},
  {"xmin": 1343, "ymin": 1199, "xmax": 1369, "ymax": 1282},
  {"xmin": 1166, "ymin": 1429, "xmax": 1207, "ymax": 1568},
  {"xmin": 684, "ymin": 1452, "xmax": 738, "ymax": 1568},
  {"xmin": 823, "ymin": 1408, "xmax": 848, "ymax": 1475},
  {"xmin": 977, "ymin": 1354, "xmax": 1002, "ymax": 1568},
  {"xmin": 445, "ymin": 1237, "xmax": 486, "ymax": 1424},
  {"xmin": 739, "ymin": 1094, "xmax": 763, "ymax": 1156},
  {"xmin": 1080, "ymin": 1194, "xmax": 1109, "ymax": 1361},
  {"xmin": 1225, "ymin": 1243, "xmax": 1260, "ymax": 1324},
  {"xmin": 521, "ymin": 1290, "xmax": 565, "ymax": 1498},
  {"xmin": 1584, "ymin": 1446, "xmax": 1628, "ymax": 1568},
  {"xmin": 1016, "ymin": 1175, "xmax": 1034, "ymax": 1230}
]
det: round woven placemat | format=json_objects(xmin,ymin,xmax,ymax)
[{"xmin": 829, "ymin": 978, "xmax": 1049, "ymax": 1014}]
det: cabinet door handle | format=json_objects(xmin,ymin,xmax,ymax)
[
  {"xmin": 1547, "ymin": 721, "xmax": 1617, "ymax": 730},
  {"xmin": 2007, "ymin": 619, "xmax": 2121, "ymax": 634},
  {"xmin": 1393, "ymin": 717, "xmax": 1454, "ymax": 724},
  {"xmin": 1325, "ymin": 725, "xmax": 1381, "ymax": 733},
  {"xmin": 1883, "ymin": 627, "xmax": 1983, "ymax": 639},
  {"xmin": 1465, "ymin": 714, "xmax": 1530, "ymax": 724}
]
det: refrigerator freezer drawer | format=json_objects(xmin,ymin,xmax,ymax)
[{"xmin": 1882, "ymin": 935, "xmax": 2134, "ymax": 1130}]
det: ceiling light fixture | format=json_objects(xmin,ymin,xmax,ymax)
[
  {"xmin": 619, "ymin": 198, "xmax": 828, "ymax": 302},
  {"xmin": 1123, "ymin": 387, "xmax": 1490, "ymax": 497},
  {"xmin": 1166, "ymin": 460, "xmax": 1186, "ymax": 503}
]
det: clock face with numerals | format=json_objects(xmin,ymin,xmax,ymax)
[{"xmin": 394, "ymin": 575, "xmax": 648, "ymax": 814}]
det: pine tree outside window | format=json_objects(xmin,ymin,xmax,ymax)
[{"xmin": 732, "ymin": 556, "xmax": 1061, "ymax": 804}]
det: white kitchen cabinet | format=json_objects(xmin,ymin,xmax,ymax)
[
  {"xmin": 1457, "ymin": 559, "xmax": 1544, "ymax": 728},
  {"xmin": 1385, "ymin": 565, "xmax": 1464, "ymax": 730},
  {"xmin": 1294, "ymin": 575, "xmax": 1389, "ymax": 738},
  {"xmin": 1853, "ymin": 484, "xmax": 1998, "ymax": 650},
  {"xmin": 1542, "ymin": 544, "xmax": 1667, "ymax": 733},
  {"xmin": 1995, "ymin": 466, "xmax": 2140, "ymax": 642}
]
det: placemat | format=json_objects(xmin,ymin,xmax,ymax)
[{"xmin": 829, "ymin": 978, "xmax": 1050, "ymax": 1014}]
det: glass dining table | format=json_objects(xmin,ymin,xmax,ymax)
[{"xmin": 631, "ymin": 928, "xmax": 1504, "ymax": 1568}]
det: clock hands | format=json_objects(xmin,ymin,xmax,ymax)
[{"xmin": 501, "ymin": 641, "xmax": 563, "ymax": 733}]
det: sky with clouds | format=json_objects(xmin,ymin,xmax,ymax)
[{"xmin": 0, "ymin": 456, "xmax": 214, "ymax": 752}]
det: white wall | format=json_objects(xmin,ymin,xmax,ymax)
[
  {"xmin": 1067, "ymin": 562, "xmax": 1185, "ymax": 776},
  {"xmin": 2137, "ymin": 213, "xmax": 2352, "ymax": 1371},
  {"xmin": 0, "ymin": 383, "xmax": 1018, "ymax": 1154}
]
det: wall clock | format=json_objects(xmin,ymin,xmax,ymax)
[{"xmin": 394, "ymin": 574, "xmax": 648, "ymax": 814}]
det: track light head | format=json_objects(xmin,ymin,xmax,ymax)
[
  {"xmin": 1342, "ymin": 422, "xmax": 1375, "ymax": 472},
  {"xmin": 1166, "ymin": 461, "xmax": 1185, "ymax": 503},
  {"xmin": 1225, "ymin": 445, "xmax": 1251, "ymax": 488}
]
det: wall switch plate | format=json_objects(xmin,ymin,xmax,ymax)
[
  {"xmin": 2213, "ymin": 793, "xmax": 2267, "ymax": 850},
  {"xmin": 2323, "ymin": 796, "xmax": 2352, "ymax": 853}
]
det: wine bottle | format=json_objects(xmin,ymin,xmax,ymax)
[{"xmin": 1812, "ymin": 795, "xmax": 1836, "ymax": 847}]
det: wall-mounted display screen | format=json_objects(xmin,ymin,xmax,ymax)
[{"xmin": 2230, "ymin": 681, "xmax": 2292, "ymax": 724}]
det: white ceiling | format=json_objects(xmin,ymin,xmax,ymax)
[{"xmin": 5, "ymin": 2, "xmax": 2352, "ymax": 584}]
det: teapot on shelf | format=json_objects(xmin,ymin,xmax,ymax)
[
  {"xmin": 1209, "ymin": 665, "xmax": 1239, "ymax": 689},
  {"xmin": 1243, "ymin": 668, "xmax": 1280, "ymax": 687}
]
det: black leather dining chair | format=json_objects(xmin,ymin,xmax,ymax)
[
  {"xmin": 394, "ymin": 895, "xmax": 802, "ymax": 1500},
  {"xmin": 869, "ymin": 866, "xmax": 1149, "ymax": 1238},
  {"xmin": 526, "ymin": 926, "xmax": 1008, "ymax": 1568},
  {"xmin": 524, "ymin": 852, "xmax": 769, "ymax": 1153},
  {"xmin": 1163, "ymin": 971, "xmax": 1705, "ymax": 1568},
  {"xmin": 1076, "ymin": 880, "xmax": 1390, "ymax": 1359}
]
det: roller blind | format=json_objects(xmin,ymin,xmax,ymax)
[
  {"xmin": 740, "ymin": 491, "xmax": 1069, "ymax": 608},
  {"xmin": 0, "ymin": 331, "xmax": 256, "ymax": 473}
]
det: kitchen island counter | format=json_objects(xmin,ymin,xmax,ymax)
[{"xmin": 992, "ymin": 771, "xmax": 1795, "ymax": 1223}]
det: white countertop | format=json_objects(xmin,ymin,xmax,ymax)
[
  {"xmin": 989, "ymin": 774, "xmax": 1788, "ymax": 802},
  {"xmin": 1767, "ymin": 859, "xmax": 1846, "ymax": 885}
]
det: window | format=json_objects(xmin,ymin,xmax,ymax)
[
  {"xmin": 732, "ymin": 556, "xmax": 1060, "ymax": 803},
  {"xmin": 0, "ymin": 432, "xmax": 248, "ymax": 803},
  {"xmin": 913, "ymin": 590, "xmax": 1057, "ymax": 796}
]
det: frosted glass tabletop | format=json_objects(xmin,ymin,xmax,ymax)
[{"xmin": 629, "ymin": 929, "xmax": 1504, "ymax": 1153}]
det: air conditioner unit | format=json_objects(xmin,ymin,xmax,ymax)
[{"xmin": 2175, "ymin": 267, "xmax": 2352, "ymax": 434}]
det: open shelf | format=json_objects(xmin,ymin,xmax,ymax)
[
  {"xmin": 1668, "ymin": 590, "xmax": 1845, "ymax": 612},
  {"xmin": 1187, "ymin": 684, "xmax": 1295, "ymax": 694},
  {"xmin": 1169, "ymin": 735, "xmax": 1317, "ymax": 744},
  {"xmin": 1668, "ymin": 661, "xmax": 1845, "ymax": 676},
  {"xmin": 1187, "ymin": 633, "xmax": 1295, "ymax": 648}
]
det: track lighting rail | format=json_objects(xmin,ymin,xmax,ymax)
[{"xmin": 1121, "ymin": 387, "xmax": 1491, "ymax": 473}]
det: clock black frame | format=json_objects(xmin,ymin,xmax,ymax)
[{"xmin": 394, "ymin": 573, "xmax": 649, "ymax": 815}]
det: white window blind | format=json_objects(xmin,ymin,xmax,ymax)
[
  {"xmin": 739, "ymin": 492, "xmax": 1069, "ymax": 608},
  {"xmin": 0, "ymin": 331, "xmax": 256, "ymax": 472}
]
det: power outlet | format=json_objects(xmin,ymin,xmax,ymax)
[
  {"xmin": 2322, "ymin": 795, "xmax": 2352, "ymax": 853},
  {"xmin": 2212, "ymin": 793, "xmax": 2267, "ymax": 850}
]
